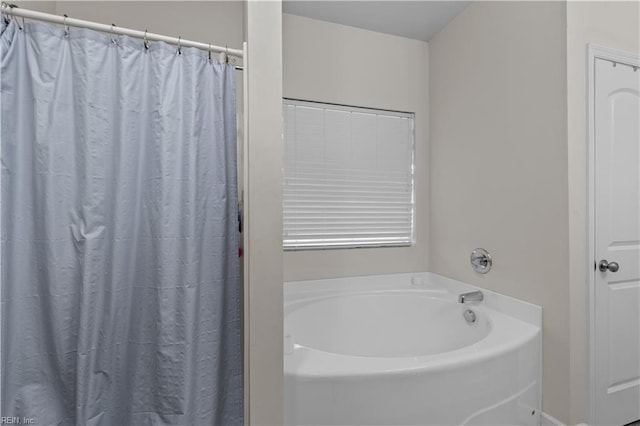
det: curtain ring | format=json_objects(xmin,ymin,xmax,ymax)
[
  {"xmin": 177, "ymin": 36, "xmax": 182, "ymax": 55},
  {"xmin": 2, "ymin": 3, "xmax": 9, "ymax": 25},
  {"xmin": 208, "ymin": 43, "xmax": 212, "ymax": 62},
  {"xmin": 63, "ymin": 14, "xmax": 69, "ymax": 36},
  {"xmin": 143, "ymin": 29, "xmax": 149, "ymax": 50},
  {"xmin": 225, "ymin": 45, "xmax": 229, "ymax": 64},
  {"xmin": 11, "ymin": 9, "xmax": 22, "ymax": 30},
  {"xmin": 1, "ymin": 2, "xmax": 12, "ymax": 26},
  {"xmin": 2, "ymin": 3, "xmax": 21, "ymax": 29},
  {"xmin": 110, "ymin": 23, "xmax": 117, "ymax": 44},
  {"xmin": 11, "ymin": 14, "xmax": 21, "ymax": 30}
]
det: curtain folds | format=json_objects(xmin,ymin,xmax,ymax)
[{"xmin": 1, "ymin": 20, "xmax": 242, "ymax": 425}]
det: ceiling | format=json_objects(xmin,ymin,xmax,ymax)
[{"xmin": 282, "ymin": 1, "xmax": 471, "ymax": 42}]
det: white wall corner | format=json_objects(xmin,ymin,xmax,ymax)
[{"xmin": 244, "ymin": 1, "xmax": 284, "ymax": 425}]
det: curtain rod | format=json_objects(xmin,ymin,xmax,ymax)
[{"xmin": 0, "ymin": 3, "xmax": 244, "ymax": 59}]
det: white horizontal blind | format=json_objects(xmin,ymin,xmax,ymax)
[{"xmin": 283, "ymin": 99, "xmax": 415, "ymax": 249}]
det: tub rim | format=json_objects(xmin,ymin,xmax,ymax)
[
  {"xmin": 284, "ymin": 290, "xmax": 540, "ymax": 380},
  {"xmin": 285, "ymin": 289, "xmax": 494, "ymax": 358}
]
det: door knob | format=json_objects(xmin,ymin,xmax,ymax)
[{"xmin": 599, "ymin": 260, "xmax": 620, "ymax": 273}]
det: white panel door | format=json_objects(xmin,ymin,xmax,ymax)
[{"xmin": 594, "ymin": 57, "xmax": 640, "ymax": 426}]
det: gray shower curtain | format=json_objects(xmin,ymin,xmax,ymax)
[{"xmin": 1, "ymin": 19, "xmax": 242, "ymax": 426}]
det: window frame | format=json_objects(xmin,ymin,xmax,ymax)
[{"xmin": 283, "ymin": 98, "xmax": 416, "ymax": 251}]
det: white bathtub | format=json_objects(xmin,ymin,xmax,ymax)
[{"xmin": 284, "ymin": 273, "xmax": 542, "ymax": 426}]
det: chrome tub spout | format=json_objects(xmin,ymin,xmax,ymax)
[{"xmin": 458, "ymin": 291, "xmax": 484, "ymax": 304}]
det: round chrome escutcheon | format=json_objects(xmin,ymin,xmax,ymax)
[{"xmin": 463, "ymin": 309, "xmax": 477, "ymax": 324}]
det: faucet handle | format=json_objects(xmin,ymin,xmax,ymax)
[{"xmin": 470, "ymin": 248, "xmax": 492, "ymax": 274}]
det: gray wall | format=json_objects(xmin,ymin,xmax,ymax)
[
  {"xmin": 55, "ymin": 1, "xmax": 243, "ymax": 50},
  {"xmin": 244, "ymin": 3, "xmax": 284, "ymax": 424},
  {"xmin": 429, "ymin": 2, "xmax": 570, "ymax": 422},
  {"xmin": 283, "ymin": 14, "xmax": 430, "ymax": 282}
]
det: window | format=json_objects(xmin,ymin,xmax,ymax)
[{"xmin": 283, "ymin": 99, "xmax": 415, "ymax": 249}]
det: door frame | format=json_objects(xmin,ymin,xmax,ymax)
[{"xmin": 587, "ymin": 43, "xmax": 640, "ymax": 425}]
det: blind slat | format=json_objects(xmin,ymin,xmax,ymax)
[
  {"xmin": 284, "ymin": 208, "xmax": 412, "ymax": 213},
  {"xmin": 285, "ymin": 227, "xmax": 413, "ymax": 234}
]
